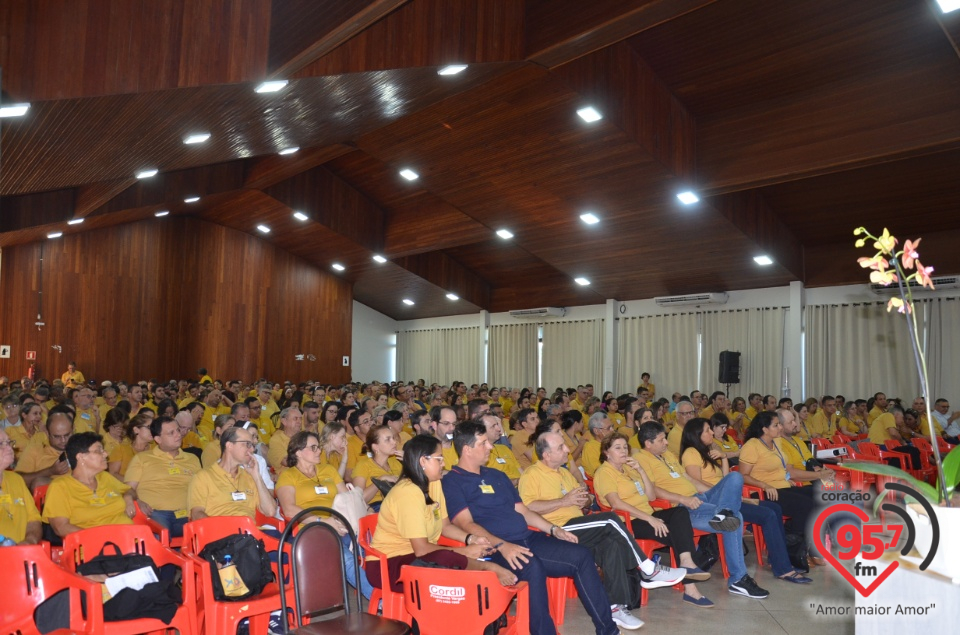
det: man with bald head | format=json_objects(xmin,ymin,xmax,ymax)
[{"xmin": 17, "ymin": 408, "xmax": 73, "ymax": 490}]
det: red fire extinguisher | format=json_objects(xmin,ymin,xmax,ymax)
[{"xmin": 28, "ymin": 363, "xmax": 36, "ymax": 381}]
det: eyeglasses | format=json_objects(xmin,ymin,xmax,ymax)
[
  {"xmin": 677, "ymin": 410, "xmax": 695, "ymax": 417},
  {"xmin": 424, "ymin": 455, "xmax": 445, "ymax": 463},
  {"xmin": 305, "ymin": 445, "xmax": 321, "ymax": 452},
  {"xmin": 0, "ymin": 440, "xmax": 16, "ymax": 449},
  {"xmin": 232, "ymin": 440, "xmax": 257, "ymax": 449},
  {"xmin": 85, "ymin": 446, "xmax": 108, "ymax": 455}
]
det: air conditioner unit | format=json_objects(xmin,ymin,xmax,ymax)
[
  {"xmin": 509, "ymin": 307, "xmax": 566, "ymax": 319},
  {"xmin": 654, "ymin": 293, "xmax": 728, "ymax": 308},
  {"xmin": 869, "ymin": 275, "xmax": 959, "ymax": 295}
]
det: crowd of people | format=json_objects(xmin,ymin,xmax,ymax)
[{"xmin": 1, "ymin": 365, "xmax": 958, "ymax": 634}]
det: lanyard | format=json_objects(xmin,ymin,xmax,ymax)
[{"xmin": 760, "ymin": 438, "xmax": 787, "ymax": 469}]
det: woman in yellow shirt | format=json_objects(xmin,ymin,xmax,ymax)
[
  {"xmin": 593, "ymin": 433, "xmax": 712, "ymax": 607},
  {"xmin": 351, "ymin": 425, "xmax": 403, "ymax": 508},
  {"xmin": 0, "ymin": 429, "xmax": 42, "ymax": 544},
  {"xmin": 101, "ymin": 407, "xmax": 128, "ymax": 458},
  {"xmin": 604, "ymin": 396, "xmax": 626, "ymax": 430},
  {"xmin": 43, "ymin": 432, "xmax": 138, "ymax": 538},
  {"xmin": 709, "ymin": 413, "xmax": 740, "ymax": 465},
  {"xmin": 365, "ymin": 435, "xmax": 513, "ymax": 592},
  {"xmin": 727, "ymin": 397, "xmax": 750, "ymax": 436},
  {"xmin": 740, "ymin": 412, "xmax": 821, "ymax": 565},
  {"xmin": 6, "ymin": 402, "xmax": 47, "ymax": 459},
  {"xmin": 276, "ymin": 431, "xmax": 373, "ymax": 599},
  {"xmin": 108, "ymin": 412, "xmax": 153, "ymax": 478}
]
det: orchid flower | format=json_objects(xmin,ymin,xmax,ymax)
[
  {"xmin": 873, "ymin": 228, "xmax": 897, "ymax": 255},
  {"xmin": 902, "ymin": 238, "xmax": 921, "ymax": 270},
  {"xmin": 886, "ymin": 297, "xmax": 910, "ymax": 314}
]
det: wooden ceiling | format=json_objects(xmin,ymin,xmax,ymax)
[{"xmin": 3, "ymin": 0, "xmax": 960, "ymax": 319}]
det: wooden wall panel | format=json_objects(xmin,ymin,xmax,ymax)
[{"xmin": 0, "ymin": 218, "xmax": 352, "ymax": 384}]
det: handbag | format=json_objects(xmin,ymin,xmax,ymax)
[{"xmin": 332, "ymin": 487, "xmax": 369, "ymax": 534}]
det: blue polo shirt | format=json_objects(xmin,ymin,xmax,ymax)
[{"xmin": 442, "ymin": 465, "xmax": 531, "ymax": 542}]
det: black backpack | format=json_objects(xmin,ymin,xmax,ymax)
[
  {"xmin": 76, "ymin": 541, "xmax": 158, "ymax": 578},
  {"xmin": 199, "ymin": 533, "xmax": 275, "ymax": 601}
]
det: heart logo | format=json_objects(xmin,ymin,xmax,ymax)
[{"xmin": 812, "ymin": 503, "xmax": 899, "ymax": 597}]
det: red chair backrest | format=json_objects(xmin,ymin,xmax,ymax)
[
  {"xmin": 62, "ymin": 523, "xmax": 160, "ymax": 571},
  {"xmin": 358, "ymin": 513, "xmax": 378, "ymax": 551},
  {"xmin": 182, "ymin": 515, "xmax": 262, "ymax": 556},
  {"xmin": 857, "ymin": 442, "xmax": 881, "ymax": 456},
  {"xmin": 399, "ymin": 566, "xmax": 527, "ymax": 635},
  {"xmin": 33, "ymin": 484, "xmax": 48, "ymax": 511}
]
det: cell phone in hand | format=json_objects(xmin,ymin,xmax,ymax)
[{"xmin": 59, "ymin": 452, "xmax": 67, "ymax": 462}]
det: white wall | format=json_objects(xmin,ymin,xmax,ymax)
[{"xmin": 351, "ymin": 301, "xmax": 397, "ymax": 382}]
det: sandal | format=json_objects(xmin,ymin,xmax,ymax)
[{"xmin": 778, "ymin": 571, "xmax": 812, "ymax": 584}]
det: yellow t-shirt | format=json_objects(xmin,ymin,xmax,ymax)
[
  {"xmin": 124, "ymin": 446, "xmax": 201, "ymax": 512},
  {"xmin": 201, "ymin": 440, "xmax": 222, "ymax": 468},
  {"xmin": 777, "ymin": 435, "xmax": 812, "ymax": 472},
  {"xmin": 61, "ymin": 371, "xmax": 85, "ymax": 389},
  {"xmin": 345, "ymin": 434, "xmax": 366, "ymax": 471},
  {"xmin": 712, "ymin": 437, "xmax": 739, "ymax": 455},
  {"xmin": 517, "ymin": 461, "xmax": 582, "ymax": 526},
  {"xmin": 839, "ymin": 417, "xmax": 861, "ymax": 436},
  {"xmin": 0, "ymin": 470, "xmax": 42, "ymax": 543},
  {"xmin": 351, "ymin": 456, "xmax": 402, "ymax": 503},
  {"xmin": 16, "ymin": 444, "xmax": 65, "ymax": 477},
  {"xmin": 200, "ymin": 404, "xmax": 230, "ymax": 440},
  {"xmin": 268, "ymin": 429, "xmax": 293, "ymax": 473},
  {"xmin": 634, "ymin": 449, "xmax": 697, "ymax": 497},
  {"xmin": 487, "ymin": 444, "xmax": 522, "ymax": 480},
  {"xmin": 275, "ymin": 463, "xmax": 342, "ymax": 518},
  {"xmin": 808, "ymin": 410, "xmax": 835, "ymax": 438},
  {"xmin": 6, "ymin": 425, "xmax": 47, "ymax": 460},
  {"xmin": 609, "ymin": 413, "xmax": 626, "ymax": 429},
  {"xmin": 442, "ymin": 445, "xmax": 459, "ymax": 470},
  {"xmin": 593, "ymin": 461, "xmax": 653, "ymax": 514},
  {"xmin": 181, "ymin": 430, "xmax": 207, "ymax": 451},
  {"xmin": 699, "ymin": 405, "xmax": 716, "ymax": 420},
  {"xmin": 369, "ymin": 479, "xmax": 447, "ymax": 560},
  {"xmin": 73, "ymin": 409, "xmax": 99, "ymax": 434},
  {"xmin": 251, "ymin": 413, "xmax": 276, "ymax": 445},
  {"xmin": 739, "ymin": 438, "xmax": 791, "ymax": 489},
  {"xmin": 320, "ymin": 449, "xmax": 343, "ymax": 471},
  {"xmin": 580, "ymin": 439, "xmax": 602, "ymax": 478},
  {"xmin": 666, "ymin": 424, "xmax": 683, "ymax": 458},
  {"xmin": 397, "ymin": 430, "xmax": 413, "ymax": 449},
  {"xmin": 920, "ymin": 415, "xmax": 944, "ymax": 438},
  {"xmin": 867, "ymin": 406, "xmax": 885, "ymax": 425},
  {"xmin": 869, "ymin": 413, "xmax": 896, "ymax": 445},
  {"xmin": 681, "ymin": 447, "xmax": 722, "ymax": 486},
  {"xmin": 107, "ymin": 440, "xmax": 139, "ymax": 478},
  {"xmin": 42, "ymin": 472, "xmax": 132, "ymax": 529},
  {"xmin": 187, "ymin": 462, "xmax": 258, "ymax": 519},
  {"xmin": 511, "ymin": 429, "xmax": 534, "ymax": 470}
]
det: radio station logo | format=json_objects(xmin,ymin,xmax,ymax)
[{"xmin": 813, "ymin": 483, "xmax": 940, "ymax": 597}]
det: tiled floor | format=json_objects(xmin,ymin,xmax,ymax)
[{"xmin": 556, "ymin": 558, "xmax": 855, "ymax": 634}]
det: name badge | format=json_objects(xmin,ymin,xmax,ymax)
[
  {"xmin": 480, "ymin": 484, "xmax": 495, "ymax": 494},
  {"xmin": 668, "ymin": 470, "xmax": 681, "ymax": 478},
  {"xmin": 174, "ymin": 509, "xmax": 189, "ymax": 519},
  {"xmin": 314, "ymin": 486, "xmax": 329, "ymax": 495},
  {"xmin": 232, "ymin": 492, "xmax": 247, "ymax": 501},
  {"xmin": 785, "ymin": 471, "xmax": 791, "ymax": 481},
  {"xmin": 0, "ymin": 494, "xmax": 11, "ymax": 504},
  {"xmin": 81, "ymin": 413, "xmax": 91, "ymax": 420},
  {"xmin": 634, "ymin": 481, "xmax": 645, "ymax": 496},
  {"xmin": 90, "ymin": 496, "xmax": 106, "ymax": 506},
  {"xmin": 169, "ymin": 467, "xmax": 182, "ymax": 475},
  {"xmin": 495, "ymin": 457, "xmax": 506, "ymax": 464},
  {"xmin": 433, "ymin": 508, "xmax": 441, "ymax": 520}
]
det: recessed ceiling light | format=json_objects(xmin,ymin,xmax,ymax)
[
  {"xmin": 676, "ymin": 191, "xmax": 700, "ymax": 205},
  {"xmin": 446, "ymin": 293, "xmax": 459, "ymax": 301},
  {"xmin": 399, "ymin": 168, "xmax": 419, "ymax": 181},
  {"xmin": 293, "ymin": 211, "xmax": 309, "ymax": 221},
  {"xmin": 136, "ymin": 168, "xmax": 158, "ymax": 179},
  {"xmin": 438, "ymin": 64, "xmax": 468, "ymax": 76},
  {"xmin": 184, "ymin": 196, "xmax": 200, "ymax": 203},
  {"xmin": 402, "ymin": 299, "xmax": 415, "ymax": 306},
  {"xmin": 754, "ymin": 255, "xmax": 774, "ymax": 266},
  {"xmin": 580, "ymin": 212, "xmax": 600, "ymax": 225},
  {"xmin": 256, "ymin": 224, "xmax": 271, "ymax": 233},
  {"xmin": 577, "ymin": 106, "xmax": 602, "ymax": 123},
  {"xmin": 67, "ymin": 218, "xmax": 84, "ymax": 225},
  {"xmin": 496, "ymin": 229, "xmax": 514, "ymax": 240},
  {"xmin": 278, "ymin": 146, "xmax": 299, "ymax": 155},
  {"xmin": 372, "ymin": 254, "xmax": 387, "ymax": 264},
  {"xmin": 255, "ymin": 80, "xmax": 288, "ymax": 93},
  {"xmin": 47, "ymin": 232, "xmax": 63, "ymax": 239},
  {"xmin": 574, "ymin": 277, "xmax": 591, "ymax": 286},
  {"xmin": 183, "ymin": 132, "xmax": 210, "ymax": 145},
  {"xmin": 936, "ymin": 0, "xmax": 960, "ymax": 13},
  {"xmin": 154, "ymin": 210, "xmax": 169, "ymax": 217},
  {"xmin": 332, "ymin": 263, "xmax": 345, "ymax": 271},
  {"xmin": 0, "ymin": 103, "xmax": 30, "ymax": 118}
]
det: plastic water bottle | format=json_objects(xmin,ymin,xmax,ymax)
[
  {"xmin": 221, "ymin": 554, "xmax": 233, "ymax": 569},
  {"xmin": 0, "ymin": 535, "xmax": 16, "ymax": 547}
]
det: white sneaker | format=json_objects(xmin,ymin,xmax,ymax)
[
  {"xmin": 611, "ymin": 604, "xmax": 644, "ymax": 630},
  {"xmin": 639, "ymin": 562, "xmax": 685, "ymax": 589}
]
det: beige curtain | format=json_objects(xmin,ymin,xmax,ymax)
[
  {"xmin": 699, "ymin": 308, "xmax": 785, "ymax": 398},
  {"xmin": 617, "ymin": 314, "xmax": 698, "ymax": 397},
  {"xmin": 927, "ymin": 298, "xmax": 960, "ymax": 407},
  {"xmin": 488, "ymin": 323, "xmax": 538, "ymax": 388},
  {"xmin": 804, "ymin": 303, "xmax": 922, "ymax": 401},
  {"xmin": 396, "ymin": 327, "xmax": 480, "ymax": 384},
  {"xmin": 541, "ymin": 320, "xmax": 604, "ymax": 392}
]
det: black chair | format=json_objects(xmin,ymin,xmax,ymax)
[{"xmin": 276, "ymin": 506, "xmax": 411, "ymax": 635}]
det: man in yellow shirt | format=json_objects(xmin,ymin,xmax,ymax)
[
  {"xmin": 667, "ymin": 401, "xmax": 697, "ymax": 457},
  {"xmin": 188, "ymin": 426, "xmax": 277, "ymax": 521},
  {"xmin": 638, "ymin": 373, "xmax": 656, "ymax": 400},
  {"xmin": 344, "ymin": 409, "xmax": 374, "ymax": 481},
  {"xmin": 775, "ymin": 408, "xmax": 832, "ymax": 481},
  {"xmin": 125, "ymin": 383, "xmax": 144, "ymax": 416},
  {"xmin": 199, "ymin": 389, "xmax": 231, "ymax": 439},
  {"xmin": 580, "ymin": 412, "xmax": 615, "ymax": 478},
  {"xmin": 16, "ymin": 409, "xmax": 72, "ymax": 489},
  {"xmin": 519, "ymin": 430, "xmax": 659, "ymax": 623},
  {"xmin": 98, "ymin": 386, "xmax": 120, "ymax": 421},
  {"xmin": 807, "ymin": 395, "xmax": 837, "ymax": 439},
  {"xmin": 699, "ymin": 391, "xmax": 727, "ymax": 421},
  {"xmin": 0, "ymin": 429, "xmax": 42, "ymax": 544},
  {"xmin": 912, "ymin": 397, "xmax": 942, "ymax": 438},
  {"xmin": 868, "ymin": 408, "xmax": 900, "ymax": 445},
  {"xmin": 867, "ymin": 393, "xmax": 888, "ymax": 424},
  {"xmin": 257, "ymin": 383, "xmax": 280, "ymax": 419},
  {"xmin": 72, "ymin": 386, "xmax": 101, "ymax": 434},
  {"xmin": 268, "ymin": 407, "xmax": 304, "ymax": 473},
  {"xmin": 197, "ymin": 368, "xmax": 213, "ymax": 385},
  {"xmin": 432, "ymin": 406, "xmax": 461, "ymax": 471},
  {"xmin": 478, "ymin": 412, "xmax": 521, "ymax": 484},
  {"xmin": 125, "ymin": 416, "xmax": 201, "ymax": 537},
  {"xmin": 60, "ymin": 362, "xmax": 85, "ymax": 390},
  {"xmin": 745, "ymin": 393, "xmax": 762, "ymax": 422}
]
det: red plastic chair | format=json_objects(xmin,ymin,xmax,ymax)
[
  {"xmin": 358, "ymin": 513, "xmax": 412, "ymax": 625},
  {"xmin": 649, "ymin": 499, "xmax": 729, "ymax": 578},
  {"xmin": 399, "ymin": 566, "xmax": 529, "ymax": 635},
  {"xmin": 256, "ymin": 508, "xmax": 287, "ymax": 533},
  {"xmin": 129, "ymin": 502, "xmax": 174, "ymax": 548},
  {"xmin": 810, "ymin": 438, "xmax": 832, "ymax": 451},
  {"xmin": 61, "ymin": 524, "xmax": 198, "ymax": 635},
  {"xmin": 1, "ymin": 544, "xmax": 99, "ymax": 635},
  {"xmin": 181, "ymin": 516, "xmax": 293, "ymax": 635},
  {"xmin": 33, "ymin": 484, "xmax": 49, "ymax": 510}
]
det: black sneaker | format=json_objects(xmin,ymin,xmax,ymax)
[
  {"xmin": 728, "ymin": 574, "xmax": 769, "ymax": 599},
  {"xmin": 709, "ymin": 509, "xmax": 741, "ymax": 532}
]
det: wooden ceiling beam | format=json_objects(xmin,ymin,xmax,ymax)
[
  {"xmin": 244, "ymin": 144, "xmax": 355, "ymax": 191},
  {"xmin": 394, "ymin": 252, "xmax": 491, "ymax": 310},
  {"xmin": 525, "ymin": 0, "xmax": 718, "ymax": 69},
  {"xmin": 267, "ymin": 0, "xmax": 409, "ymax": 77},
  {"xmin": 73, "ymin": 178, "xmax": 137, "ymax": 219}
]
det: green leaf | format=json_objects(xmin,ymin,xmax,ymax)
[
  {"xmin": 840, "ymin": 461, "xmax": 940, "ymax": 514},
  {"xmin": 942, "ymin": 446, "xmax": 960, "ymax": 496}
]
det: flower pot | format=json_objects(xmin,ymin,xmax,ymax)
[{"xmin": 905, "ymin": 504, "xmax": 960, "ymax": 584}]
